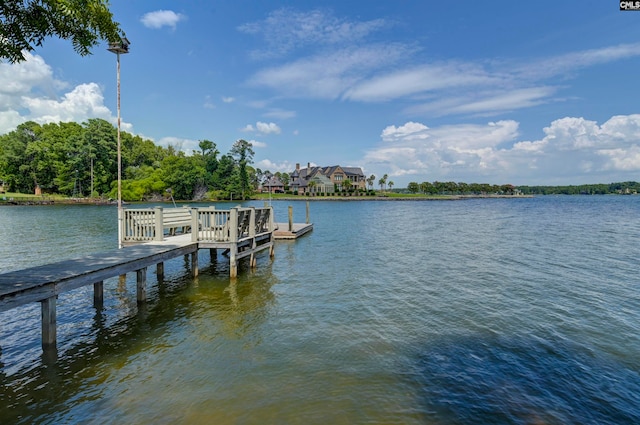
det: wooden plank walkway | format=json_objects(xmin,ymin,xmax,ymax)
[{"xmin": 0, "ymin": 237, "xmax": 197, "ymax": 311}]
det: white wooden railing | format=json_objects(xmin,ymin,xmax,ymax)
[{"xmin": 123, "ymin": 206, "xmax": 274, "ymax": 244}]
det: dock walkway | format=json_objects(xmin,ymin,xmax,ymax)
[{"xmin": 0, "ymin": 206, "xmax": 279, "ymax": 351}]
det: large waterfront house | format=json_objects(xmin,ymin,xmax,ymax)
[{"xmin": 290, "ymin": 163, "xmax": 366, "ymax": 195}]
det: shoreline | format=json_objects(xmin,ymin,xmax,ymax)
[{"xmin": 0, "ymin": 194, "xmax": 533, "ymax": 206}]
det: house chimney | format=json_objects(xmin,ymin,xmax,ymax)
[
  {"xmin": 296, "ymin": 163, "xmax": 300, "ymax": 172},
  {"xmin": 307, "ymin": 162, "xmax": 311, "ymax": 170}
]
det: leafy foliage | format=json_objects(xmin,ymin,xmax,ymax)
[
  {"xmin": 1, "ymin": 0, "xmax": 123, "ymax": 63},
  {"xmin": 0, "ymin": 119, "xmax": 257, "ymax": 201}
]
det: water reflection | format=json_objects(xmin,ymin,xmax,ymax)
[{"xmin": 0, "ymin": 250, "xmax": 278, "ymax": 425}]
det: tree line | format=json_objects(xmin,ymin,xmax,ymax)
[
  {"xmin": 516, "ymin": 182, "xmax": 640, "ymax": 195},
  {"xmin": 406, "ymin": 181, "xmax": 639, "ymax": 195},
  {"xmin": 406, "ymin": 181, "xmax": 516, "ymax": 195},
  {"xmin": 0, "ymin": 119, "xmax": 257, "ymax": 201}
]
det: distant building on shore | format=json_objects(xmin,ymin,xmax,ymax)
[{"xmin": 290, "ymin": 163, "xmax": 366, "ymax": 195}]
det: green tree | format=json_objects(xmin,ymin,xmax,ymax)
[
  {"xmin": 158, "ymin": 154, "xmax": 205, "ymax": 201},
  {"xmin": 378, "ymin": 174, "xmax": 388, "ymax": 192},
  {"xmin": 82, "ymin": 118, "xmax": 117, "ymax": 195},
  {"xmin": 342, "ymin": 178, "xmax": 352, "ymax": 193},
  {"xmin": 1, "ymin": 0, "xmax": 124, "ymax": 63},
  {"xmin": 307, "ymin": 180, "xmax": 316, "ymax": 195},
  {"xmin": 388, "ymin": 180, "xmax": 394, "ymax": 192},
  {"xmin": 367, "ymin": 174, "xmax": 375, "ymax": 190},
  {"xmin": 407, "ymin": 182, "xmax": 419, "ymax": 193},
  {"xmin": 230, "ymin": 139, "xmax": 254, "ymax": 200},
  {"xmin": 0, "ymin": 121, "xmax": 40, "ymax": 192}
]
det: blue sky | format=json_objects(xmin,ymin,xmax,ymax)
[{"xmin": 2, "ymin": 1, "xmax": 640, "ymax": 186}]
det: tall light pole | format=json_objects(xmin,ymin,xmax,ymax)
[{"xmin": 107, "ymin": 37, "xmax": 130, "ymax": 248}]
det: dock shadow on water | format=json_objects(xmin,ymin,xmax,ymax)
[
  {"xmin": 0, "ymin": 257, "xmax": 277, "ymax": 425},
  {"xmin": 407, "ymin": 332, "xmax": 640, "ymax": 424}
]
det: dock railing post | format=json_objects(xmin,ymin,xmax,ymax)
[
  {"xmin": 229, "ymin": 207, "xmax": 239, "ymax": 278},
  {"xmin": 191, "ymin": 207, "xmax": 199, "ymax": 242},
  {"xmin": 154, "ymin": 207, "xmax": 164, "ymax": 241}
]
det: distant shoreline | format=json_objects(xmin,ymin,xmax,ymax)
[{"xmin": 0, "ymin": 194, "xmax": 535, "ymax": 206}]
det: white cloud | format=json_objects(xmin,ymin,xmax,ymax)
[
  {"xmin": 248, "ymin": 140, "xmax": 267, "ymax": 148},
  {"xmin": 408, "ymin": 87, "xmax": 558, "ymax": 117},
  {"xmin": 23, "ymin": 82, "xmax": 112, "ymax": 124},
  {"xmin": 244, "ymin": 19, "xmax": 640, "ymax": 118},
  {"xmin": 157, "ymin": 136, "xmax": 199, "ymax": 153},
  {"xmin": 263, "ymin": 109, "xmax": 296, "ymax": 120},
  {"xmin": 344, "ymin": 63, "xmax": 501, "ymax": 102},
  {"xmin": 248, "ymin": 44, "xmax": 410, "ymax": 99},
  {"xmin": 514, "ymin": 42, "xmax": 640, "ymax": 81},
  {"xmin": 238, "ymin": 8, "xmax": 388, "ymax": 59},
  {"xmin": 222, "ymin": 97, "xmax": 235, "ymax": 103},
  {"xmin": 203, "ymin": 95, "xmax": 215, "ymax": 109},
  {"xmin": 381, "ymin": 122, "xmax": 430, "ymax": 142},
  {"xmin": 256, "ymin": 122, "xmax": 281, "ymax": 134},
  {"xmin": 364, "ymin": 115, "xmax": 640, "ymax": 185},
  {"xmin": 141, "ymin": 10, "xmax": 186, "ymax": 30},
  {"xmin": 242, "ymin": 121, "xmax": 281, "ymax": 135},
  {"xmin": 255, "ymin": 159, "xmax": 295, "ymax": 173},
  {"xmin": 0, "ymin": 53, "xmax": 136, "ymax": 135}
]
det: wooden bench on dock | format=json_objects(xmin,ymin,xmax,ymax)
[
  {"xmin": 162, "ymin": 207, "xmax": 193, "ymax": 235},
  {"xmin": 124, "ymin": 207, "xmax": 196, "ymax": 243}
]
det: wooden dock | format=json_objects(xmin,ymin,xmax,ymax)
[
  {"xmin": 0, "ymin": 204, "xmax": 315, "ymax": 353},
  {"xmin": 0, "ymin": 206, "xmax": 277, "ymax": 352}
]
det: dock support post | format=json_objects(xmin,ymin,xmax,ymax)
[
  {"xmin": 93, "ymin": 281, "xmax": 104, "ymax": 309},
  {"xmin": 288, "ymin": 206, "xmax": 293, "ymax": 232},
  {"xmin": 156, "ymin": 262, "xmax": 164, "ymax": 278},
  {"xmin": 230, "ymin": 207, "xmax": 239, "ymax": 278},
  {"xmin": 41, "ymin": 296, "xmax": 57, "ymax": 349},
  {"xmin": 306, "ymin": 201, "xmax": 310, "ymax": 224},
  {"xmin": 230, "ymin": 246, "xmax": 237, "ymax": 278},
  {"xmin": 136, "ymin": 267, "xmax": 147, "ymax": 303},
  {"xmin": 250, "ymin": 208, "xmax": 257, "ymax": 269},
  {"xmin": 269, "ymin": 206, "xmax": 275, "ymax": 259},
  {"xmin": 191, "ymin": 251, "xmax": 199, "ymax": 277}
]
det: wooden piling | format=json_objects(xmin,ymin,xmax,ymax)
[
  {"xmin": 41, "ymin": 297, "xmax": 56, "ymax": 349},
  {"xmin": 93, "ymin": 281, "xmax": 104, "ymax": 309},
  {"xmin": 136, "ymin": 267, "xmax": 147, "ymax": 303}
]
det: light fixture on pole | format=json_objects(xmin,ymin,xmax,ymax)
[{"xmin": 107, "ymin": 37, "xmax": 130, "ymax": 249}]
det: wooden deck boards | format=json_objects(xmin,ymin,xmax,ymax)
[{"xmin": 0, "ymin": 237, "xmax": 197, "ymax": 311}]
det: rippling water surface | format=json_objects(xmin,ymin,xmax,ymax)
[{"xmin": 0, "ymin": 197, "xmax": 639, "ymax": 424}]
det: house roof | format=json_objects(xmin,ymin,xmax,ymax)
[{"xmin": 264, "ymin": 176, "xmax": 284, "ymax": 187}]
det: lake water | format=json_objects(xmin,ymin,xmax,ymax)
[{"xmin": 0, "ymin": 196, "xmax": 639, "ymax": 424}]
